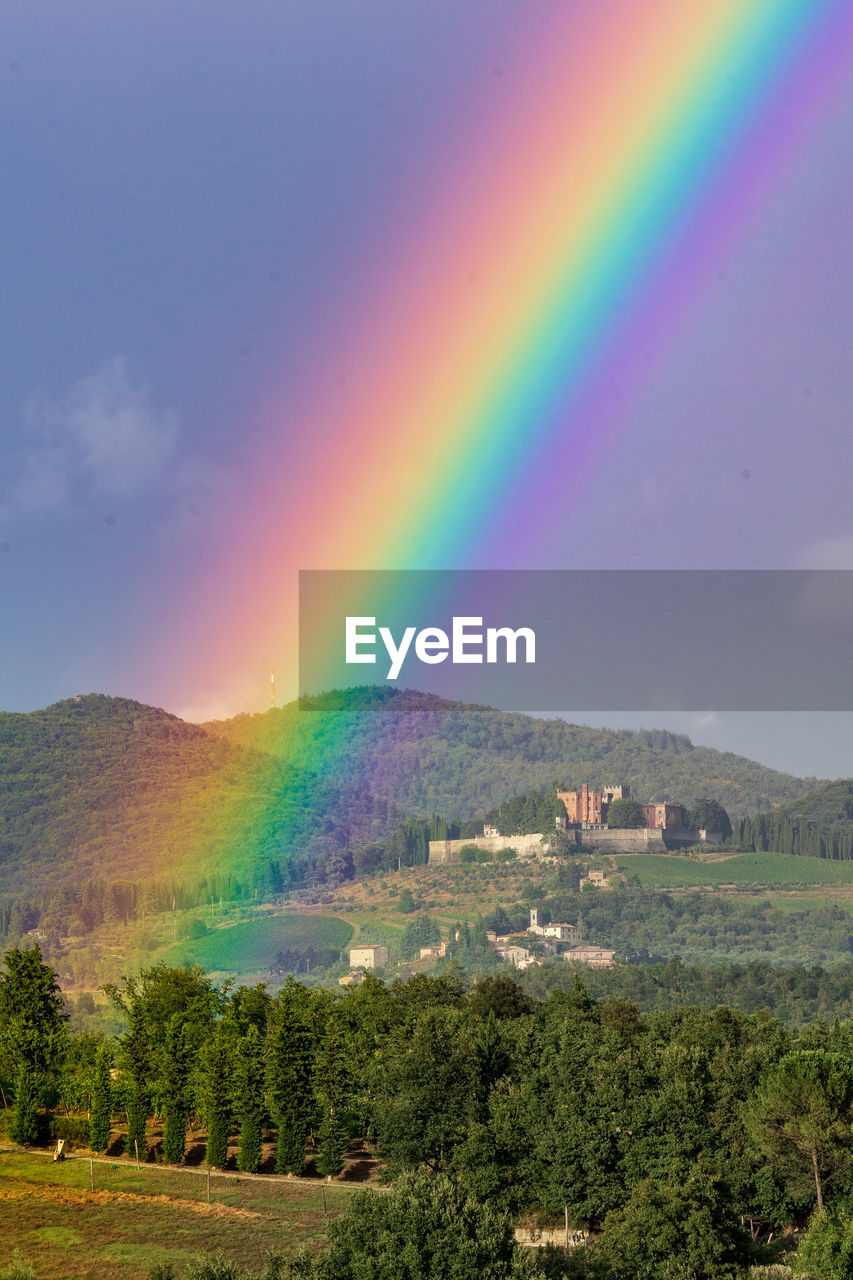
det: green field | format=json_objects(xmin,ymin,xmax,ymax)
[
  {"xmin": 159, "ymin": 914, "xmax": 353, "ymax": 972},
  {"xmin": 614, "ymin": 851, "xmax": 853, "ymax": 889},
  {"xmin": 0, "ymin": 1150, "xmax": 351, "ymax": 1280}
]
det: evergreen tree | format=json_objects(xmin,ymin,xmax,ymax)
[
  {"xmin": 314, "ymin": 1014, "xmax": 350, "ymax": 1178},
  {"xmin": 89, "ymin": 1042, "xmax": 113, "ymax": 1152},
  {"xmin": 236, "ymin": 1024, "xmax": 265, "ymax": 1173},
  {"xmin": 266, "ymin": 982, "xmax": 313, "ymax": 1175},
  {"xmin": 162, "ymin": 1013, "xmax": 191, "ymax": 1164},
  {"xmin": 202, "ymin": 1027, "xmax": 232, "ymax": 1169},
  {"xmin": 0, "ymin": 945, "xmax": 68, "ymax": 1081},
  {"xmin": 123, "ymin": 1002, "xmax": 150, "ymax": 1161},
  {"xmin": 11, "ymin": 1063, "xmax": 40, "ymax": 1144},
  {"xmin": 747, "ymin": 1049, "xmax": 853, "ymax": 1213},
  {"xmin": 316, "ymin": 1105, "xmax": 346, "ymax": 1178}
]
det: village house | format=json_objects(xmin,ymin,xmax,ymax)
[
  {"xmin": 339, "ymin": 970, "xmax": 366, "ymax": 986},
  {"xmin": 497, "ymin": 943, "xmax": 539, "ymax": 971},
  {"xmin": 579, "ymin": 869, "xmax": 612, "ymax": 890},
  {"xmin": 419, "ymin": 943, "xmax": 447, "ymax": 960},
  {"xmin": 526, "ymin": 908, "xmax": 581, "ymax": 943},
  {"xmin": 348, "ymin": 944, "xmax": 389, "ymax": 970},
  {"xmin": 565, "ymin": 944, "xmax": 616, "ymax": 968}
]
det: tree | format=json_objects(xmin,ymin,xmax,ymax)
[
  {"xmin": 162, "ymin": 1013, "xmax": 191, "ymax": 1164},
  {"xmin": 201, "ymin": 1027, "xmax": 232, "ymax": 1169},
  {"xmin": 686, "ymin": 799, "xmax": 732, "ymax": 841},
  {"xmin": 123, "ymin": 1002, "xmax": 150, "ymax": 1161},
  {"xmin": 469, "ymin": 976, "xmax": 533, "ymax": 1022},
  {"xmin": 400, "ymin": 915, "xmax": 441, "ymax": 961},
  {"xmin": 0, "ymin": 945, "xmax": 68, "ymax": 1079},
  {"xmin": 796, "ymin": 1207, "xmax": 853, "ymax": 1280},
  {"xmin": 266, "ymin": 981, "xmax": 314, "ymax": 1174},
  {"xmin": 747, "ymin": 1050, "xmax": 853, "ymax": 1213},
  {"xmin": 11, "ymin": 1064, "xmax": 41, "ymax": 1144},
  {"xmin": 89, "ymin": 1042, "xmax": 113, "ymax": 1152},
  {"xmin": 592, "ymin": 1169, "xmax": 745, "ymax": 1279},
  {"xmin": 606, "ymin": 799, "xmax": 646, "ymax": 829},
  {"xmin": 236, "ymin": 1024, "xmax": 265, "ymax": 1173},
  {"xmin": 316, "ymin": 1106, "xmax": 346, "ymax": 1178},
  {"xmin": 316, "ymin": 1170, "xmax": 544, "ymax": 1279},
  {"xmin": 373, "ymin": 1007, "xmax": 476, "ymax": 1173},
  {"xmin": 315, "ymin": 1013, "xmax": 351, "ymax": 1178}
]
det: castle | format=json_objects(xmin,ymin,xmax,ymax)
[
  {"xmin": 428, "ymin": 783, "xmax": 718, "ymax": 863},
  {"xmin": 555, "ymin": 784, "xmax": 685, "ymax": 832}
]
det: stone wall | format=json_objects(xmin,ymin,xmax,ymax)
[
  {"xmin": 429, "ymin": 823, "xmax": 713, "ymax": 863},
  {"xmin": 428, "ymin": 832, "xmax": 548, "ymax": 865},
  {"xmin": 578, "ymin": 826, "xmax": 667, "ymax": 852}
]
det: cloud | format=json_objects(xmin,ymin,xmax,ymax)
[
  {"xmin": 3, "ymin": 358, "xmax": 181, "ymax": 521},
  {"xmin": 689, "ymin": 712, "xmax": 720, "ymax": 731},
  {"xmin": 793, "ymin": 536, "xmax": 853, "ymax": 569},
  {"xmin": 61, "ymin": 358, "xmax": 180, "ymax": 497}
]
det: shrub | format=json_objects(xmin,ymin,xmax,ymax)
[
  {"xmin": 795, "ymin": 1208, "xmax": 853, "ymax": 1279},
  {"xmin": 49, "ymin": 1115, "xmax": 91, "ymax": 1147}
]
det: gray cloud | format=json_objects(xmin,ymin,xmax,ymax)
[{"xmin": 3, "ymin": 358, "xmax": 181, "ymax": 521}]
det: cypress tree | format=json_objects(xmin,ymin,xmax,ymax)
[
  {"xmin": 316, "ymin": 1105, "xmax": 346, "ymax": 1177},
  {"xmin": 314, "ymin": 1015, "xmax": 349, "ymax": 1178},
  {"xmin": 237, "ymin": 1025, "xmax": 265, "ymax": 1173},
  {"xmin": 266, "ymin": 982, "xmax": 313, "ymax": 1175},
  {"xmin": 124, "ymin": 1003, "xmax": 150, "ymax": 1161},
  {"xmin": 11, "ymin": 1064, "xmax": 40, "ymax": 1145},
  {"xmin": 162, "ymin": 1013, "xmax": 190, "ymax": 1164},
  {"xmin": 89, "ymin": 1042, "xmax": 113, "ymax": 1152},
  {"xmin": 202, "ymin": 1028, "xmax": 232, "ymax": 1169}
]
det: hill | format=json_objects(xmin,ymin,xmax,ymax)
[
  {"xmin": 0, "ymin": 687, "xmax": 820, "ymax": 900},
  {"xmin": 205, "ymin": 687, "xmax": 816, "ymax": 822},
  {"xmin": 734, "ymin": 778, "xmax": 853, "ymax": 859},
  {"xmin": 0, "ymin": 695, "xmax": 295, "ymax": 894}
]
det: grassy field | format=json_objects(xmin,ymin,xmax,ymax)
[
  {"xmin": 158, "ymin": 914, "xmax": 353, "ymax": 973},
  {"xmin": 0, "ymin": 1151, "xmax": 355, "ymax": 1280},
  {"xmin": 613, "ymin": 851, "xmax": 853, "ymax": 889}
]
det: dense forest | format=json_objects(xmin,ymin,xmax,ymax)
[
  {"xmin": 6, "ymin": 944, "xmax": 853, "ymax": 1277},
  {"xmin": 206, "ymin": 688, "xmax": 814, "ymax": 821}
]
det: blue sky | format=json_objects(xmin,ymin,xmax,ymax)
[{"xmin": 1, "ymin": 1, "xmax": 852, "ymax": 779}]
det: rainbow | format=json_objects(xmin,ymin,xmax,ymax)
[{"xmin": 160, "ymin": 0, "xmax": 853, "ymax": 719}]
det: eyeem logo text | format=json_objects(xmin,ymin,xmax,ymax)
[{"xmin": 345, "ymin": 616, "xmax": 536, "ymax": 680}]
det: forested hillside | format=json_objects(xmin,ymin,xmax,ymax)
[
  {"xmin": 206, "ymin": 688, "xmax": 813, "ymax": 820},
  {"xmin": 735, "ymin": 779, "xmax": 853, "ymax": 859},
  {"xmin": 0, "ymin": 695, "xmax": 396, "ymax": 897},
  {"xmin": 0, "ymin": 688, "xmax": 818, "ymax": 900}
]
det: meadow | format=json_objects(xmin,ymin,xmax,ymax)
[
  {"xmin": 158, "ymin": 914, "xmax": 353, "ymax": 973},
  {"xmin": 613, "ymin": 850, "xmax": 853, "ymax": 889},
  {"xmin": 0, "ymin": 1151, "xmax": 357, "ymax": 1280}
]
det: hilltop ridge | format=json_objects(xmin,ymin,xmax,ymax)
[{"xmin": 0, "ymin": 688, "xmax": 821, "ymax": 897}]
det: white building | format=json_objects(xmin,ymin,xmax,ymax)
[
  {"xmin": 348, "ymin": 944, "xmax": 389, "ymax": 970},
  {"xmin": 526, "ymin": 909, "xmax": 581, "ymax": 944}
]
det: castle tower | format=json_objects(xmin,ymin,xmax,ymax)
[{"xmin": 270, "ymin": 668, "xmax": 276, "ymax": 708}]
